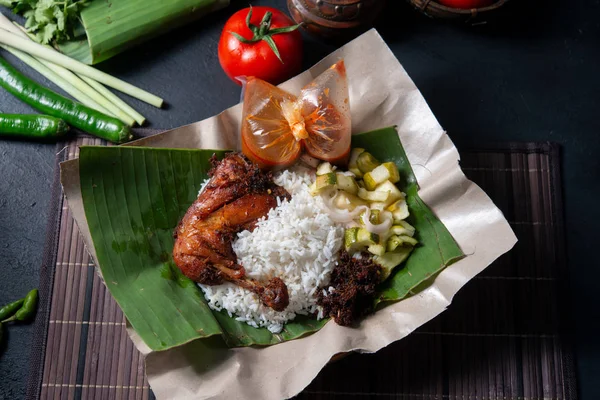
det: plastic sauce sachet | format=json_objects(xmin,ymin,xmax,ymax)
[{"xmin": 241, "ymin": 60, "xmax": 351, "ymax": 169}]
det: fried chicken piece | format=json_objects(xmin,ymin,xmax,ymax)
[{"xmin": 173, "ymin": 153, "xmax": 290, "ymax": 311}]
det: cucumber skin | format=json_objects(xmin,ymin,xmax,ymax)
[
  {"xmin": 0, "ymin": 114, "xmax": 69, "ymax": 138},
  {"xmin": 0, "ymin": 56, "xmax": 132, "ymax": 144}
]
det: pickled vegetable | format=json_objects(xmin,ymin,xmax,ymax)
[
  {"xmin": 374, "ymin": 181, "xmax": 403, "ymax": 206},
  {"xmin": 369, "ymin": 209, "xmax": 380, "ymax": 224},
  {"xmin": 382, "ymin": 162, "xmax": 400, "ymax": 183},
  {"xmin": 374, "ymin": 247, "xmax": 413, "ymax": 281},
  {"xmin": 311, "ymin": 151, "xmax": 416, "ymax": 282},
  {"xmin": 368, "ymin": 244, "xmax": 386, "ymax": 256},
  {"xmin": 356, "ymin": 152, "xmax": 380, "ymax": 173},
  {"xmin": 317, "ymin": 162, "xmax": 334, "ymax": 175},
  {"xmin": 336, "ymin": 173, "xmax": 359, "ymax": 195},
  {"xmin": 333, "ymin": 191, "xmax": 367, "ymax": 209},
  {"xmin": 358, "ymin": 188, "xmax": 389, "ymax": 202},
  {"xmin": 348, "ymin": 148, "xmax": 365, "ymax": 177},
  {"xmin": 363, "ymin": 164, "xmax": 391, "ymax": 190},
  {"xmin": 315, "ymin": 173, "xmax": 337, "ymax": 191},
  {"xmin": 388, "ymin": 199, "xmax": 409, "ymax": 221}
]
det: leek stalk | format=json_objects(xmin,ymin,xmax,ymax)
[{"xmin": 0, "ymin": 28, "xmax": 164, "ymax": 108}]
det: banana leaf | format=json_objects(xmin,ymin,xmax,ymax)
[
  {"xmin": 79, "ymin": 127, "xmax": 464, "ymax": 351},
  {"xmin": 58, "ymin": 0, "xmax": 230, "ymax": 64}
]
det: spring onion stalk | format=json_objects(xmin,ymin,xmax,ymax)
[
  {"xmin": 0, "ymin": 45, "xmax": 113, "ymax": 116},
  {"xmin": 0, "ymin": 28, "xmax": 164, "ymax": 108},
  {"xmin": 78, "ymin": 75, "xmax": 146, "ymax": 126},
  {"xmin": 11, "ymin": 24, "xmax": 136, "ymax": 126}
]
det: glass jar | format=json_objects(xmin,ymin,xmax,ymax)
[{"xmin": 287, "ymin": 0, "xmax": 386, "ymax": 40}]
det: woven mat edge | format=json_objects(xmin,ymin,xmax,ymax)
[{"xmin": 25, "ymin": 143, "xmax": 68, "ymax": 400}]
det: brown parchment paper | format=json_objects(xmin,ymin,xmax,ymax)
[{"xmin": 60, "ymin": 29, "xmax": 517, "ymax": 400}]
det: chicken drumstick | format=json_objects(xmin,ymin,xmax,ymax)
[{"xmin": 173, "ymin": 153, "xmax": 290, "ymax": 311}]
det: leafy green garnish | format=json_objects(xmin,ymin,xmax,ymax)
[{"xmin": 0, "ymin": 0, "xmax": 89, "ymax": 44}]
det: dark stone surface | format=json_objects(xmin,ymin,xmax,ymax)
[{"xmin": 1, "ymin": 0, "xmax": 598, "ymax": 398}]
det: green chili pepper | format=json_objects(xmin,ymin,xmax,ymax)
[
  {"xmin": 1, "ymin": 289, "xmax": 38, "ymax": 322},
  {"xmin": 0, "ymin": 298, "xmax": 24, "ymax": 321},
  {"xmin": 0, "ymin": 57, "xmax": 132, "ymax": 143},
  {"xmin": 14, "ymin": 289, "xmax": 38, "ymax": 322}
]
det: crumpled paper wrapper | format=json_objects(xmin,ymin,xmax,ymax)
[{"xmin": 60, "ymin": 29, "xmax": 517, "ymax": 400}]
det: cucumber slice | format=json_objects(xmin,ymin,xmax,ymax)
[
  {"xmin": 388, "ymin": 199, "xmax": 409, "ymax": 221},
  {"xmin": 386, "ymin": 235, "xmax": 404, "ymax": 252},
  {"xmin": 368, "ymin": 244, "xmax": 386, "ymax": 257},
  {"xmin": 349, "ymin": 148, "xmax": 365, "ymax": 169},
  {"xmin": 397, "ymin": 235, "xmax": 418, "ymax": 246},
  {"xmin": 356, "ymin": 228, "xmax": 379, "ymax": 246},
  {"xmin": 369, "ymin": 209, "xmax": 380, "ymax": 224},
  {"xmin": 349, "ymin": 166, "xmax": 364, "ymax": 179},
  {"xmin": 313, "ymin": 172, "xmax": 337, "ymax": 193},
  {"xmin": 382, "ymin": 162, "xmax": 400, "ymax": 183},
  {"xmin": 363, "ymin": 164, "xmax": 391, "ymax": 190},
  {"xmin": 397, "ymin": 220, "xmax": 416, "ymax": 236},
  {"xmin": 316, "ymin": 162, "xmax": 334, "ymax": 175},
  {"xmin": 374, "ymin": 247, "xmax": 413, "ymax": 281},
  {"xmin": 369, "ymin": 202, "xmax": 386, "ymax": 211},
  {"xmin": 358, "ymin": 188, "xmax": 389, "ymax": 202},
  {"xmin": 390, "ymin": 224, "xmax": 412, "ymax": 236},
  {"xmin": 334, "ymin": 191, "xmax": 367, "ymax": 210},
  {"xmin": 344, "ymin": 227, "xmax": 360, "ymax": 251},
  {"xmin": 356, "ymin": 152, "xmax": 380, "ymax": 173},
  {"xmin": 375, "ymin": 181, "xmax": 403, "ymax": 205},
  {"xmin": 336, "ymin": 173, "xmax": 359, "ymax": 195}
]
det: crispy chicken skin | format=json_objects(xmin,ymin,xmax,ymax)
[{"xmin": 173, "ymin": 153, "xmax": 290, "ymax": 311}]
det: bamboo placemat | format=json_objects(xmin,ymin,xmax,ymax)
[{"xmin": 26, "ymin": 137, "xmax": 576, "ymax": 400}]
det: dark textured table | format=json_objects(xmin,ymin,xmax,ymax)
[{"xmin": 1, "ymin": 0, "xmax": 598, "ymax": 399}]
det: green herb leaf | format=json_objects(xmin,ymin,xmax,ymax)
[
  {"xmin": 40, "ymin": 22, "xmax": 57, "ymax": 44},
  {"xmin": 53, "ymin": 5, "xmax": 65, "ymax": 31},
  {"xmin": 24, "ymin": 9, "xmax": 38, "ymax": 30},
  {"xmin": 6, "ymin": 0, "xmax": 89, "ymax": 44},
  {"xmin": 34, "ymin": 2, "xmax": 53, "ymax": 25}
]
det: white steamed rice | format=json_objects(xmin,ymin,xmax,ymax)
[{"xmin": 198, "ymin": 165, "xmax": 344, "ymax": 333}]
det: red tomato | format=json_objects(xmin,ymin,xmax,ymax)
[
  {"xmin": 218, "ymin": 7, "xmax": 303, "ymax": 85},
  {"xmin": 437, "ymin": 0, "xmax": 495, "ymax": 8}
]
